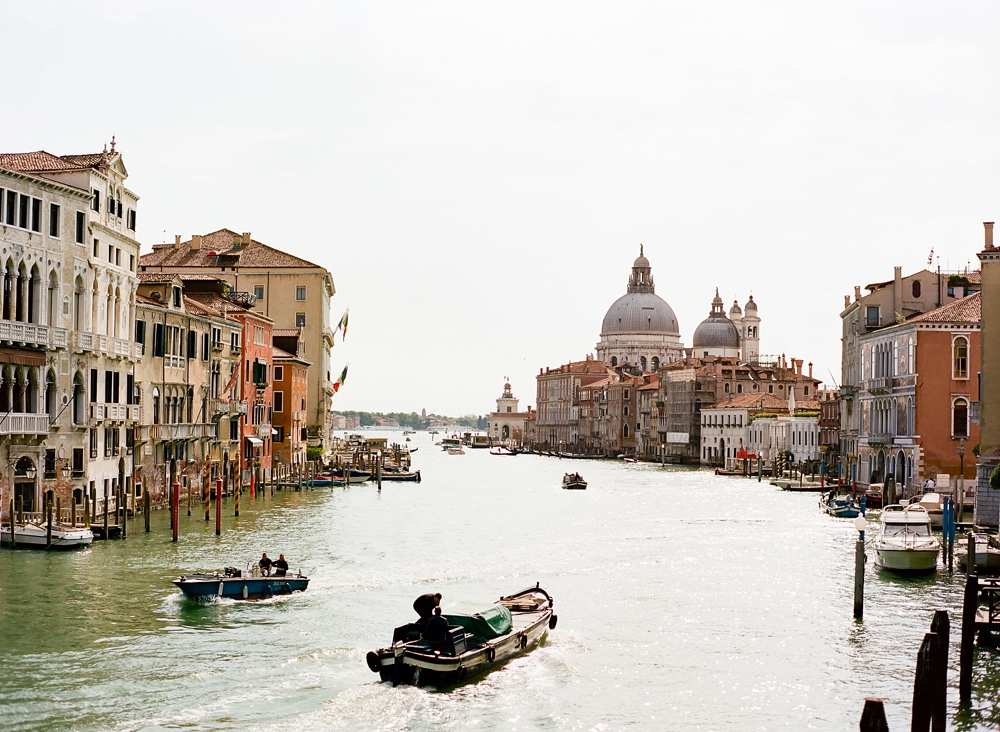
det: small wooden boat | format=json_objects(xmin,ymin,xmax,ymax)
[
  {"xmin": 304, "ymin": 476, "xmax": 334, "ymax": 486},
  {"xmin": 173, "ymin": 566, "xmax": 309, "ymax": 600},
  {"xmin": 714, "ymin": 468, "xmax": 744, "ymax": 476},
  {"xmin": 562, "ymin": 473, "xmax": 587, "ymax": 490},
  {"xmin": 818, "ymin": 491, "xmax": 860, "ymax": 518},
  {"xmin": 447, "ymin": 447, "xmax": 465, "ymax": 455},
  {"xmin": 1, "ymin": 522, "xmax": 94, "ymax": 549},
  {"xmin": 366, "ymin": 584, "xmax": 556, "ymax": 687},
  {"xmin": 380, "ymin": 470, "xmax": 422, "ymax": 482},
  {"xmin": 490, "ymin": 446, "xmax": 517, "ymax": 456}
]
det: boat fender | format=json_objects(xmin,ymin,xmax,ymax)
[
  {"xmin": 284, "ymin": 582, "xmax": 292, "ymax": 594},
  {"xmin": 366, "ymin": 651, "xmax": 382, "ymax": 673},
  {"xmin": 486, "ymin": 646, "xmax": 496, "ymax": 663},
  {"xmin": 549, "ymin": 614, "xmax": 558, "ymax": 630},
  {"xmin": 457, "ymin": 665, "xmax": 468, "ymax": 681},
  {"xmin": 242, "ymin": 583, "xmax": 249, "ymax": 600},
  {"xmin": 264, "ymin": 584, "xmax": 273, "ymax": 599},
  {"xmin": 519, "ymin": 634, "xmax": 527, "ymax": 649},
  {"xmin": 217, "ymin": 582, "xmax": 224, "ymax": 597}
]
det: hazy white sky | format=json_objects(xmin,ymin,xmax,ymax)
[{"xmin": 2, "ymin": 2, "xmax": 998, "ymax": 415}]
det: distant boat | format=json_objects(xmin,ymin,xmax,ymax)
[
  {"xmin": 562, "ymin": 473, "xmax": 587, "ymax": 490},
  {"xmin": 490, "ymin": 446, "xmax": 517, "ymax": 456},
  {"xmin": 1, "ymin": 522, "xmax": 94, "ymax": 549},
  {"xmin": 381, "ymin": 470, "xmax": 422, "ymax": 482},
  {"xmin": 173, "ymin": 566, "xmax": 309, "ymax": 600},
  {"xmin": 447, "ymin": 447, "xmax": 465, "ymax": 455},
  {"xmin": 818, "ymin": 491, "xmax": 860, "ymax": 518}
]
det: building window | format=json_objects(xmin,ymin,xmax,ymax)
[
  {"xmin": 274, "ymin": 391, "xmax": 284, "ymax": 412},
  {"xmin": 295, "ymin": 286, "xmax": 306, "ymax": 301},
  {"xmin": 92, "ymin": 189, "xmax": 100, "ymax": 212},
  {"xmin": 274, "ymin": 366, "xmax": 284, "ymax": 381},
  {"xmin": 127, "ymin": 209, "xmax": 136, "ymax": 231},
  {"xmin": 954, "ymin": 336, "xmax": 969, "ymax": 379},
  {"xmin": 75, "ymin": 211, "xmax": 86, "ymax": 244},
  {"xmin": 49, "ymin": 203, "xmax": 60, "ymax": 237},
  {"xmin": 865, "ymin": 306, "xmax": 880, "ymax": 328},
  {"xmin": 274, "ymin": 425, "xmax": 285, "ymax": 442},
  {"xmin": 295, "ymin": 313, "xmax": 306, "ymax": 328},
  {"xmin": 93, "ymin": 238, "xmax": 99, "ymax": 258},
  {"xmin": 953, "ymin": 398, "xmax": 969, "ymax": 438},
  {"xmin": 912, "ymin": 280, "xmax": 921, "ymax": 298},
  {"xmin": 737, "ymin": 384, "xmax": 743, "ymax": 394},
  {"xmin": 610, "ymin": 356, "xmax": 617, "ymax": 367},
  {"xmin": 254, "ymin": 285, "xmax": 265, "ymax": 300},
  {"xmin": 30, "ymin": 198, "xmax": 41, "ymax": 232},
  {"xmin": 172, "ymin": 287, "xmax": 181, "ymax": 308}
]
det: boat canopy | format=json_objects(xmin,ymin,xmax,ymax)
[{"xmin": 443, "ymin": 603, "xmax": 512, "ymax": 642}]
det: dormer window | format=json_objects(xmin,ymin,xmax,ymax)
[{"xmin": 172, "ymin": 287, "xmax": 181, "ymax": 308}]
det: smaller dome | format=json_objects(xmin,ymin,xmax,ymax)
[
  {"xmin": 729, "ymin": 300, "xmax": 742, "ymax": 316},
  {"xmin": 745, "ymin": 295, "xmax": 757, "ymax": 312},
  {"xmin": 633, "ymin": 254, "xmax": 650, "ymax": 268},
  {"xmin": 693, "ymin": 319, "xmax": 740, "ymax": 349}
]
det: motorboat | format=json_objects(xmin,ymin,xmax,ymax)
[
  {"xmin": 173, "ymin": 565, "xmax": 309, "ymax": 600},
  {"xmin": 958, "ymin": 533, "xmax": 1000, "ymax": 574},
  {"xmin": 863, "ymin": 485, "xmax": 884, "ymax": 509},
  {"xmin": 380, "ymin": 470, "xmax": 422, "ymax": 482},
  {"xmin": 1, "ymin": 522, "xmax": 94, "ymax": 549},
  {"xmin": 447, "ymin": 447, "xmax": 465, "ymax": 455},
  {"xmin": 916, "ymin": 493, "xmax": 944, "ymax": 529},
  {"xmin": 872, "ymin": 504, "xmax": 939, "ymax": 572},
  {"xmin": 366, "ymin": 584, "xmax": 556, "ymax": 687},
  {"xmin": 818, "ymin": 491, "xmax": 861, "ymax": 518},
  {"xmin": 330, "ymin": 469, "xmax": 371, "ymax": 484},
  {"xmin": 490, "ymin": 446, "xmax": 517, "ymax": 456},
  {"xmin": 562, "ymin": 473, "xmax": 587, "ymax": 490}
]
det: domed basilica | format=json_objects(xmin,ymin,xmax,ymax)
[
  {"xmin": 596, "ymin": 247, "xmax": 684, "ymax": 370},
  {"xmin": 597, "ymin": 248, "xmax": 762, "ymax": 371}
]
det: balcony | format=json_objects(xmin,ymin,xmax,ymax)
[
  {"xmin": 0, "ymin": 412, "xmax": 50, "ymax": 435},
  {"xmin": 211, "ymin": 341, "xmax": 224, "ymax": 352},
  {"xmin": 256, "ymin": 423, "xmax": 272, "ymax": 440},
  {"xmin": 230, "ymin": 344, "xmax": 242, "ymax": 355},
  {"xmin": 865, "ymin": 432, "xmax": 893, "ymax": 446},
  {"xmin": 0, "ymin": 320, "xmax": 68, "ymax": 350},
  {"xmin": 146, "ymin": 423, "xmax": 217, "ymax": 441},
  {"xmin": 864, "ymin": 377, "xmax": 892, "ymax": 393}
]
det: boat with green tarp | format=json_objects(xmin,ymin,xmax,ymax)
[{"xmin": 366, "ymin": 584, "xmax": 556, "ymax": 687}]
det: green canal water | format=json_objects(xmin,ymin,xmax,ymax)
[{"xmin": 1, "ymin": 431, "xmax": 999, "ymax": 731}]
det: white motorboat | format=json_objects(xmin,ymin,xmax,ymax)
[
  {"xmin": 915, "ymin": 493, "xmax": 943, "ymax": 529},
  {"xmin": 1, "ymin": 522, "xmax": 94, "ymax": 549},
  {"xmin": 872, "ymin": 504, "xmax": 939, "ymax": 572},
  {"xmin": 447, "ymin": 446, "xmax": 465, "ymax": 455}
]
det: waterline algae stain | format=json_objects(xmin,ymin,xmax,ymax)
[{"xmin": 1, "ymin": 431, "xmax": 998, "ymax": 730}]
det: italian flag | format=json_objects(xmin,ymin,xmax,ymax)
[
  {"xmin": 333, "ymin": 364, "xmax": 349, "ymax": 393},
  {"xmin": 337, "ymin": 310, "xmax": 349, "ymax": 340}
]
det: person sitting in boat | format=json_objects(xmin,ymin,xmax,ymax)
[
  {"xmin": 424, "ymin": 605, "xmax": 450, "ymax": 651},
  {"xmin": 273, "ymin": 554, "xmax": 289, "ymax": 577},
  {"xmin": 259, "ymin": 553, "xmax": 273, "ymax": 576},
  {"xmin": 413, "ymin": 592, "xmax": 442, "ymax": 627}
]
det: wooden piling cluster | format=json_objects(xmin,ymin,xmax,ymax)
[{"xmin": 860, "ymin": 610, "xmax": 950, "ymax": 731}]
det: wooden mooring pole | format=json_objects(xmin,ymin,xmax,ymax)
[
  {"xmin": 860, "ymin": 698, "xmax": 889, "ymax": 732},
  {"xmin": 930, "ymin": 610, "xmax": 949, "ymax": 732},
  {"xmin": 911, "ymin": 632, "xmax": 936, "ymax": 730},
  {"xmin": 46, "ymin": 497, "xmax": 53, "ymax": 549},
  {"xmin": 143, "ymin": 484, "xmax": 150, "ymax": 533},
  {"xmin": 171, "ymin": 478, "xmax": 179, "ymax": 542},
  {"xmin": 215, "ymin": 477, "xmax": 222, "ymax": 536},
  {"xmin": 854, "ymin": 538, "xmax": 865, "ymax": 619},
  {"xmin": 959, "ymin": 570, "xmax": 978, "ymax": 704},
  {"xmin": 8, "ymin": 498, "xmax": 15, "ymax": 548}
]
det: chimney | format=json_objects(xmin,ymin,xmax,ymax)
[
  {"xmin": 808, "ymin": 362, "xmax": 813, "ymax": 378},
  {"xmin": 844, "ymin": 295, "xmax": 851, "ymax": 309},
  {"xmin": 854, "ymin": 286, "xmax": 861, "ymax": 302},
  {"xmin": 174, "ymin": 235, "xmax": 181, "ymax": 249},
  {"xmin": 893, "ymin": 266, "xmax": 903, "ymax": 321},
  {"xmin": 242, "ymin": 232, "xmax": 251, "ymax": 245},
  {"xmin": 191, "ymin": 235, "xmax": 202, "ymax": 251},
  {"xmin": 986, "ymin": 222, "xmax": 995, "ymax": 251}
]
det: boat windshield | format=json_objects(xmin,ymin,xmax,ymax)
[{"xmin": 882, "ymin": 523, "xmax": 930, "ymax": 537}]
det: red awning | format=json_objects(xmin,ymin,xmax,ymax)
[{"xmin": 0, "ymin": 347, "xmax": 45, "ymax": 366}]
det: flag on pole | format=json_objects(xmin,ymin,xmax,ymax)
[
  {"xmin": 333, "ymin": 364, "xmax": 349, "ymax": 393},
  {"xmin": 335, "ymin": 309, "xmax": 349, "ymax": 341},
  {"xmin": 222, "ymin": 363, "xmax": 241, "ymax": 399}
]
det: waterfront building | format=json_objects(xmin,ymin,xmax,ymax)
[
  {"xmin": 593, "ymin": 370, "xmax": 642, "ymax": 456},
  {"xmin": 133, "ymin": 274, "xmax": 243, "ymax": 501},
  {"xmin": 636, "ymin": 374, "xmax": 660, "ymax": 460},
  {"xmin": 818, "ymin": 389, "xmax": 841, "ymax": 472},
  {"xmin": 658, "ymin": 355, "xmax": 821, "ymax": 463},
  {"xmin": 534, "ymin": 357, "xmax": 615, "ymax": 451},
  {"xmin": 0, "ymin": 146, "xmax": 140, "ymax": 520},
  {"xmin": 842, "ymin": 265, "xmax": 981, "ymax": 495},
  {"xmin": 839, "ymin": 265, "xmax": 965, "ymax": 482},
  {"xmin": 272, "ymin": 338, "xmax": 310, "ymax": 469},
  {"xmin": 976, "ymin": 222, "xmax": 1000, "ymax": 527},
  {"xmin": 596, "ymin": 247, "xmax": 684, "ymax": 371},
  {"xmin": 487, "ymin": 380, "xmax": 533, "ymax": 446},
  {"xmin": 139, "ymin": 230, "xmax": 336, "ymax": 451},
  {"xmin": 700, "ymin": 392, "xmax": 821, "ymax": 468}
]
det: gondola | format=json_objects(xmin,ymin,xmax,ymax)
[
  {"xmin": 380, "ymin": 470, "xmax": 422, "ymax": 482},
  {"xmin": 173, "ymin": 565, "xmax": 309, "ymax": 600},
  {"xmin": 562, "ymin": 473, "xmax": 587, "ymax": 490},
  {"xmin": 365, "ymin": 584, "xmax": 556, "ymax": 687}
]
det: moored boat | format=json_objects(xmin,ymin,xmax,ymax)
[
  {"xmin": 915, "ymin": 493, "xmax": 944, "ymax": 529},
  {"xmin": 366, "ymin": 584, "xmax": 556, "ymax": 687},
  {"xmin": 380, "ymin": 470, "xmax": 422, "ymax": 482},
  {"xmin": 1, "ymin": 522, "xmax": 94, "ymax": 549},
  {"xmin": 490, "ymin": 446, "xmax": 517, "ymax": 456},
  {"xmin": 447, "ymin": 447, "xmax": 465, "ymax": 455},
  {"xmin": 873, "ymin": 504, "xmax": 939, "ymax": 572},
  {"xmin": 819, "ymin": 491, "xmax": 860, "ymax": 518},
  {"xmin": 173, "ymin": 566, "xmax": 310, "ymax": 600},
  {"xmin": 562, "ymin": 472, "xmax": 587, "ymax": 490}
]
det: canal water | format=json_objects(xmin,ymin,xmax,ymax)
[{"xmin": 1, "ymin": 431, "xmax": 998, "ymax": 731}]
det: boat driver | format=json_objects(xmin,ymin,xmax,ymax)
[
  {"xmin": 425, "ymin": 605, "xmax": 450, "ymax": 651},
  {"xmin": 273, "ymin": 554, "xmax": 289, "ymax": 577},
  {"xmin": 413, "ymin": 592, "xmax": 442, "ymax": 628},
  {"xmin": 259, "ymin": 553, "xmax": 273, "ymax": 576}
]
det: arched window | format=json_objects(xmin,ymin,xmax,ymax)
[
  {"xmin": 72, "ymin": 372, "xmax": 84, "ymax": 424},
  {"xmin": 45, "ymin": 369, "xmax": 56, "ymax": 420},
  {"xmin": 186, "ymin": 387, "xmax": 193, "ymax": 423},
  {"xmin": 953, "ymin": 398, "xmax": 969, "ymax": 438},
  {"xmin": 622, "ymin": 424, "xmax": 629, "ymax": 438},
  {"xmin": 152, "ymin": 387, "xmax": 160, "ymax": 425},
  {"xmin": 912, "ymin": 280, "xmax": 921, "ymax": 298},
  {"xmin": 651, "ymin": 357, "xmax": 659, "ymax": 370},
  {"xmin": 724, "ymin": 383, "xmax": 730, "ymax": 393},
  {"xmin": 610, "ymin": 356, "xmax": 617, "ymax": 367},
  {"xmin": 640, "ymin": 356, "xmax": 647, "ymax": 371},
  {"xmin": 737, "ymin": 383, "xmax": 743, "ymax": 394},
  {"xmin": 623, "ymin": 406, "xmax": 629, "ymax": 417},
  {"xmin": 953, "ymin": 337, "xmax": 969, "ymax": 379}
]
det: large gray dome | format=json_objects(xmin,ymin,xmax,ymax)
[
  {"xmin": 692, "ymin": 318, "xmax": 740, "ymax": 348},
  {"xmin": 601, "ymin": 291, "xmax": 680, "ymax": 336}
]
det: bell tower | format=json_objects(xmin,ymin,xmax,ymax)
[
  {"xmin": 496, "ymin": 379, "xmax": 519, "ymax": 414},
  {"xmin": 742, "ymin": 295, "xmax": 760, "ymax": 364}
]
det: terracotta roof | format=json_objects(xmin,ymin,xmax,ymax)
[
  {"xmin": 909, "ymin": 292, "xmax": 981, "ymax": 325},
  {"xmin": 706, "ymin": 393, "xmax": 791, "ymax": 411},
  {"xmin": 140, "ymin": 229, "xmax": 324, "ymax": 270},
  {"xmin": 273, "ymin": 347, "xmax": 296, "ymax": 359},
  {"xmin": 137, "ymin": 272, "xmax": 180, "ymax": 284},
  {"xmin": 272, "ymin": 328, "xmax": 301, "ymax": 338},
  {"xmin": 135, "ymin": 293, "xmax": 165, "ymax": 307},
  {"xmin": 542, "ymin": 359, "xmax": 614, "ymax": 376},
  {"xmin": 0, "ymin": 150, "xmax": 116, "ymax": 172},
  {"xmin": 966, "ymin": 271, "xmax": 982, "ymax": 284},
  {"xmin": 185, "ymin": 292, "xmax": 274, "ymax": 324}
]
